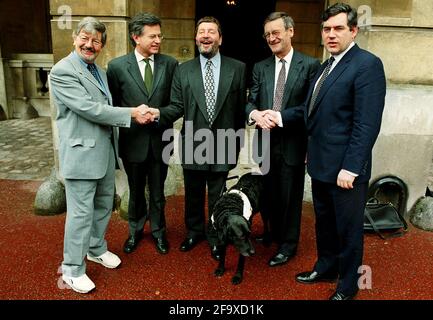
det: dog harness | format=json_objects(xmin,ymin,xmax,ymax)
[
  {"xmin": 210, "ymin": 189, "xmax": 253, "ymax": 225},
  {"xmin": 228, "ymin": 189, "xmax": 253, "ymax": 221}
]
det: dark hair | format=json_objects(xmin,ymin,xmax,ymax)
[
  {"xmin": 74, "ymin": 17, "xmax": 107, "ymax": 46},
  {"xmin": 195, "ymin": 16, "xmax": 222, "ymax": 37},
  {"xmin": 264, "ymin": 12, "xmax": 295, "ymax": 29},
  {"xmin": 321, "ymin": 2, "xmax": 357, "ymax": 30},
  {"xmin": 128, "ymin": 12, "xmax": 161, "ymax": 47}
]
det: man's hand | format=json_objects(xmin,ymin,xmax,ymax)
[
  {"xmin": 132, "ymin": 104, "xmax": 160, "ymax": 124},
  {"xmin": 337, "ymin": 170, "xmax": 355, "ymax": 189},
  {"xmin": 251, "ymin": 110, "xmax": 278, "ymax": 130}
]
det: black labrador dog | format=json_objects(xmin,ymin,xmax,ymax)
[{"xmin": 211, "ymin": 172, "xmax": 263, "ymax": 285}]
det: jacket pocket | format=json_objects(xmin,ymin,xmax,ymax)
[{"xmin": 69, "ymin": 138, "xmax": 96, "ymax": 148}]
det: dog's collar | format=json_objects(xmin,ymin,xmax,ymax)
[{"xmin": 228, "ymin": 189, "xmax": 253, "ymax": 221}]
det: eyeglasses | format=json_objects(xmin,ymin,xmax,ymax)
[
  {"xmin": 146, "ymin": 34, "xmax": 164, "ymax": 40},
  {"xmin": 78, "ymin": 35, "xmax": 103, "ymax": 47},
  {"xmin": 263, "ymin": 29, "xmax": 284, "ymax": 40}
]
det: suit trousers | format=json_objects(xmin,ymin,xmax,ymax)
[
  {"xmin": 123, "ymin": 151, "xmax": 168, "ymax": 238},
  {"xmin": 311, "ymin": 179, "xmax": 368, "ymax": 296},
  {"xmin": 62, "ymin": 145, "xmax": 115, "ymax": 277},
  {"xmin": 183, "ymin": 169, "xmax": 228, "ymax": 246},
  {"xmin": 262, "ymin": 149, "xmax": 305, "ymax": 255}
]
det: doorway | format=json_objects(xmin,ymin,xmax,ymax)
[{"xmin": 195, "ymin": 0, "xmax": 277, "ymax": 86}]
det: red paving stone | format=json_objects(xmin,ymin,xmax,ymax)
[{"xmin": 1, "ymin": 179, "xmax": 433, "ymax": 301}]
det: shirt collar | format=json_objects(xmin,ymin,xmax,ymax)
[
  {"xmin": 135, "ymin": 49, "xmax": 154, "ymax": 63},
  {"xmin": 200, "ymin": 52, "xmax": 221, "ymax": 68},
  {"xmin": 275, "ymin": 47, "xmax": 294, "ymax": 64},
  {"xmin": 331, "ymin": 41, "xmax": 355, "ymax": 64}
]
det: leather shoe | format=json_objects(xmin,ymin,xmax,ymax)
[
  {"xmin": 153, "ymin": 236, "xmax": 169, "ymax": 254},
  {"xmin": 295, "ymin": 270, "xmax": 338, "ymax": 284},
  {"xmin": 329, "ymin": 291, "xmax": 357, "ymax": 300},
  {"xmin": 268, "ymin": 253, "xmax": 292, "ymax": 267},
  {"xmin": 179, "ymin": 237, "xmax": 203, "ymax": 252},
  {"xmin": 210, "ymin": 245, "xmax": 222, "ymax": 261},
  {"xmin": 123, "ymin": 232, "xmax": 143, "ymax": 254}
]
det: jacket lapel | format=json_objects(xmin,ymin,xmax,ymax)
[
  {"xmin": 127, "ymin": 53, "xmax": 148, "ymax": 97},
  {"xmin": 280, "ymin": 51, "xmax": 303, "ymax": 110},
  {"xmin": 312, "ymin": 45, "xmax": 359, "ymax": 111},
  {"xmin": 213, "ymin": 56, "xmax": 234, "ymax": 121},
  {"xmin": 263, "ymin": 56, "xmax": 275, "ymax": 109},
  {"xmin": 149, "ymin": 54, "xmax": 164, "ymax": 99},
  {"xmin": 188, "ymin": 58, "xmax": 208, "ymax": 121},
  {"xmin": 68, "ymin": 52, "xmax": 108, "ymax": 98},
  {"xmin": 97, "ymin": 66, "xmax": 112, "ymax": 104}
]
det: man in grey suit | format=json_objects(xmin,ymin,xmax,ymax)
[
  {"xmin": 246, "ymin": 12, "xmax": 320, "ymax": 267},
  {"xmin": 146, "ymin": 16, "xmax": 246, "ymax": 261},
  {"xmin": 50, "ymin": 17, "xmax": 148, "ymax": 294},
  {"xmin": 107, "ymin": 13, "xmax": 178, "ymax": 255}
]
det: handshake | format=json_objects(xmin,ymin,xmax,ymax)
[
  {"xmin": 251, "ymin": 109, "xmax": 280, "ymax": 130},
  {"xmin": 132, "ymin": 104, "xmax": 161, "ymax": 125}
]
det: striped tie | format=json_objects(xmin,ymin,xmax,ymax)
[{"xmin": 308, "ymin": 56, "xmax": 335, "ymax": 116}]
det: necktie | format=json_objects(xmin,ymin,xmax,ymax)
[
  {"xmin": 87, "ymin": 63, "xmax": 102, "ymax": 86},
  {"xmin": 308, "ymin": 56, "xmax": 335, "ymax": 116},
  {"xmin": 272, "ymin": 59, "xmax": 286, "ymax": 111},
  {"xmin": 204, "ymin": 60, "xmax": 216, "ymax": 125},
  {"xmin": 143, "ymin": 58, "xmax": 153, "ymax": 93}
]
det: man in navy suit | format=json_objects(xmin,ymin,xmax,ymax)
[{"xmin": 266, "ymin": 3, "xmax": 386, "ymax": 300}]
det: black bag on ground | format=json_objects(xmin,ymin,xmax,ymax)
[{"xmin": 364, "ymin": 198, "xmax": 408, "ymax": 239}]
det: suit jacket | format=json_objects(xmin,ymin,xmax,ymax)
[
  {"xmin": 282, "ymin": 44, "xmax": 386, "ymax": 184},
  {"xmin": 159, "ymin": 55, "xmax": 247, "ymax": 172},
  {"xmin": 246, "ymin": 50, "xmax": 320, "ymax": 166},
  {"xmin": 50, "ymin": 52, "xmax": 132, "ymax": 180},
  {"xmin": 107, "ymin": 53, "xmax": 178, "ymax": 162}
]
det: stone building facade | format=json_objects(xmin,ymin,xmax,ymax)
[{"xmin": 0, "ymin": 0, "xmax": 432, "ymax": 212}]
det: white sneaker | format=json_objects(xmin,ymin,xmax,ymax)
[
  {"xmin": 87, "ymin": 251, "xmax": 121, "ymax": 269},
  {"xmin": 62, "ymin": 274, "xmax": 95, "ymax": 294}
]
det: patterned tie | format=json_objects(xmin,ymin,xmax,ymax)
[
  {"xmin": 308, "ymin": 56, "xmax": 335, "ymax": 116},
  {"xmin": 204, "ymin": 60, "xmax": 216, "ymax": 125},
  {"xmin": 87, "ymin": 63, "xmax": 102, "ymax": 86},
  {"xmin": 272, "ymin": 59, "xmax": 286, "ymax": 111},
  {"xmin": 143, "ymin": 58, "xmax": 153, "ymax": 93}
]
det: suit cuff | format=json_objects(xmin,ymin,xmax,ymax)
[{"xmin": 342, "ymin": 169, "xmax": 358, "ymax": 177}]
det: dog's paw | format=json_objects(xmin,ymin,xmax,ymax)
[
  {"xmin": 231, "ymin": 274, "xmax": 243, "ymax": 285},
  {"xmin": 214, "ymin": 267, "xmax": 225, "ymax": 277}
]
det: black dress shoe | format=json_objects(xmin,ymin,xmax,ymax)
[
  {"xmin": 268, "ymin": 253, "xmax": 292, "ymax": 267},
  {"xmin": 154, "ymin": 236, "xmax": 169, "ymax": 254},
  {"xmin": 179, "ymin": 237, "xmax": 203, "ymax": 252},
  {"xmin": 123, "ymin": 232, "xmax": 143, "ymax": 254},
  {"xmin": 210, "ymin": 245, "xmax": 222, "ymax": 261},
  {"xmin": 329, "ymin": 291, "xmax": 357, "ymax": 300},
  {"xmin": 295, "ymin": 270, "xmax": 338, "ymax": 284}
]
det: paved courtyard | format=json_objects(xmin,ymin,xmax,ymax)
[{"xmin": 0, "ymin": 117, "xmax": 54, "ymax": 181}]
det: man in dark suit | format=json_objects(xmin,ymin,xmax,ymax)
[
  {"xmin": 107, "ymin": 13, "xmax": 178, "ymax": 255},
  {"xmin": 267, "ymin": 3, "xmax": 386, "ymax": 300},
  {"xmin": 246, "ymin": 12, "xmax": 320, "ymax": 267},
  {"xmin": 146, "ymin": 16, "xmax": 246, "ymax": 261}
]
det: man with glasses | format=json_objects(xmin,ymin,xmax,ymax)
[
  {"xmin": 246, "ymin": 12, "xmax": 320, "ymax": 267},
  {"xmin": 50, "ymin": 17, "xmax": 149, "ymax": 294},
  {"xmin": 107, "ymin": 13, "xmax": 178, "ymax": 256}
]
